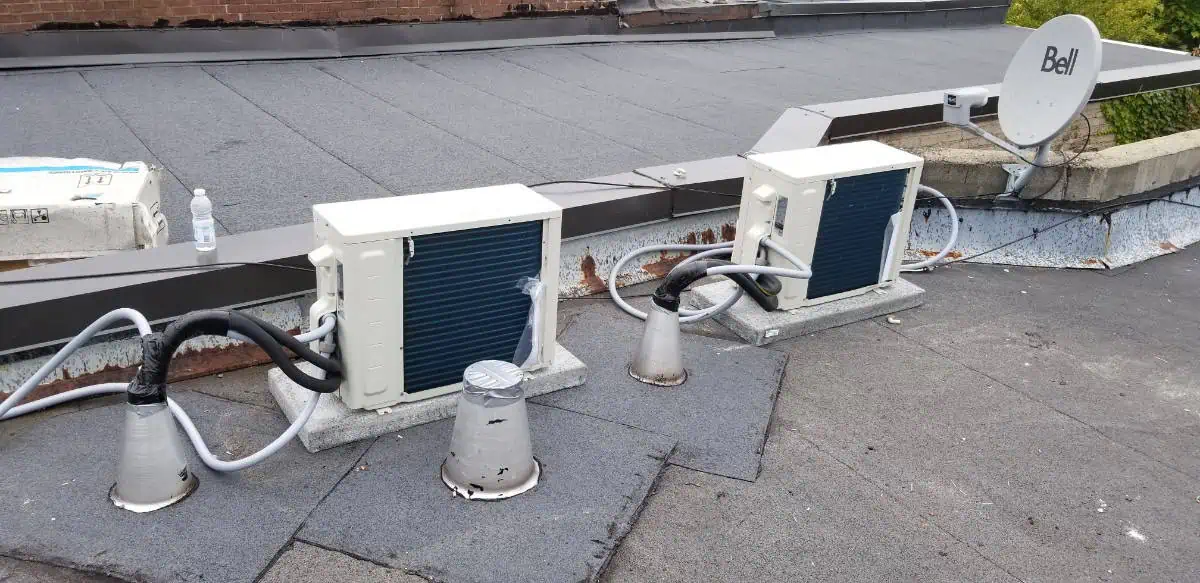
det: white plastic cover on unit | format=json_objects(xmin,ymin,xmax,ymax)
[
  {"xmin": 732, "ymin": 141, "xmax": 923, "ymax": 309},
  {"xmin": 0, "ymin": 158, "xmax": 169, "ymax": 262},
  {"xmin": 309, "ymin": 184, "xmax": 562, "ymax": 411}
]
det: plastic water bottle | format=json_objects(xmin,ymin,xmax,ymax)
[{"xmin": 190, "ymin": 188, "xmax": 216, "ymax": 252}]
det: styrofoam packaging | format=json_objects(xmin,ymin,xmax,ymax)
[{"xmin": 0, "ymin": 157, "xmax": 169, "ymax": 261}]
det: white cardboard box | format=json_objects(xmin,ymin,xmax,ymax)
[{"xmin": 0, "ymin": 158, "xmax": 169, "ymax": 261}]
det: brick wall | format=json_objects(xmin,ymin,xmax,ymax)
[
  {"xmin": 837, "ymin": 103, "xmax": 1114, "ymax": 154},
  {"xmin": 0, "ymin": 1, "xmax": 608, "ymax": 33}
]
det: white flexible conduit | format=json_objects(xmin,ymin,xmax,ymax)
[
  {"xmin": 0, "ymin": 308, "xmax": 152, "ymax": 420},
  {"xmin": 608, "ymin": 238, "xmax": 813, "ymax": 323},
  {"xmin": 901, "ymin": 185, "xmax": 959, "ymax": 272},
  {"xmin": 0, "ymin": 311, "xmax": 335, "ymax": 472},
  {"xmin": 169, "ymin": 367, "xmax": 324, "ymax": 472},
  {"xmin": 609, "ymin": 242, "xmax": 742, "ymax": 323}
]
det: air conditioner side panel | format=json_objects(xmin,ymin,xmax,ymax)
[
  {"xmin": 772, "ymin": 179, "xmax": 827, "ymax": 310},
  {"xmin": 338, "ymin": 238, "xmax": 405, "ymax": 410},
  {"xmin": 883, "ymin": 162, "xmax": 923, "ymax": 285},
  {"xmin": 537, "ymin": 215, "xmax": 563, "ymax": 369}
]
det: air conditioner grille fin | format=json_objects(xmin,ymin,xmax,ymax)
[
  {"xmin": 403, "ymin": 221, "xmax": 543, "ymax": 393},
  {"xmin": 806, "ymin": 169, "xmax": 908, "ymax": 299}
]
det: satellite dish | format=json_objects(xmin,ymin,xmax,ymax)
[{"xmin": 998, "ymin": 14, "xmax": 1102, "ymax": 147}]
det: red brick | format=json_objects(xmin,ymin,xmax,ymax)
[
  {"xmin": 8, "ymin": 3, "xmax": 41, "ymax": 15},
  {"xmin": 0, "ymin": 0, "xmax": 549, "ymax": 30}
]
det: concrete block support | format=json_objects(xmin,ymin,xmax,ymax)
[{"xmin": 689, "ymin": 279, "xmax": 926, "ymax": 346}]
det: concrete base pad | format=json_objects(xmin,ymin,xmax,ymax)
[
  {"xmin": 689, "ymin": 279, "xmax": 925, "ymax": 346},
  {"xmin": 268, "ymin": 343, "xmax": 587, "ymax": 452}
]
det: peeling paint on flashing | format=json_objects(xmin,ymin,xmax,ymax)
[
  {"xmin": 0, "ymin": 299, "xmax": 307, "ymax": 395},
  {"xmin": 906, "ymin": 186, "xmax": 1200, "ymax": 269},
  {"xmin": 561, "ymin": 209, "xmax": 739, "ymax": 297}
]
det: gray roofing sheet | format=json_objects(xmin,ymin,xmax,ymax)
[{"xmin": 0, "ymin": 25, "xmax": 1193, "ymax": 242}]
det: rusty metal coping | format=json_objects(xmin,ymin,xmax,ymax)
[{"xmin": 2, "ymin": 59, "xmax": 1199, "ymax": 354}]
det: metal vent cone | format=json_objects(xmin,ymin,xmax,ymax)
[
  {"xmin": 442, "ymin": 360, "xmax": 539, "ymax": 500},
  {"xmin": 111, "ymin": 402, "xmax": 198, "ymax": 513},
  {"xmin": 628, "ymin": 303, "xmax": 687, "ymax": 386}
]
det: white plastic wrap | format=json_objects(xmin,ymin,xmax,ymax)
[{"xmin": 512, "ymin": 276, "xmax": 545, "ymax": 371}]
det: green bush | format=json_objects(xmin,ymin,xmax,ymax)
[
  {"xmin": 1008, "ymin": 0, "xmax": 1200, "ymax": 145},
  {"xmin": 1157, "ymin": 0, "xmax": 1200, "ymax": 51},
  {"xmin": 1007, "ymin": 0, "xmax": 1166, "ymax": 46},
  {"xmin": 1101, "ymin": 87, "xmax": 1200, "ymax": 144}
]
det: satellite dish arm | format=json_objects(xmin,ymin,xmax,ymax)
[
  {"xmin": 958, "ymin": 121, "xmax": 1025, "ymax": 158},
  {"xmin": 959, "ymin": 120, "xmax": 1050, "ymax": 194},
  {"xmin": 944, "ymin": 88, "xmax": 1052, "ymax": 196}
]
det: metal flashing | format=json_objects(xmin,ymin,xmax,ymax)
[{"xmin": 0, "ymin": 17, "xmax": 782, "ymax": 70}]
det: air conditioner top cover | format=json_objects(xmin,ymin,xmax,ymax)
[{"xmin": 313, "ymin": 184, "xmax": 561, "ymax": 244}]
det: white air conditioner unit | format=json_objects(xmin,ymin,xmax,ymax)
[
  {"xmin": 732, "ymin": 141, "xmax": 923, "ymax": 310},
  {"xmin": 308, "ymin": 184, "xmax": 562, "ymax": 411}
]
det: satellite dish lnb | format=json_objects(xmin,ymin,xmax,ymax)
[
  {"xmin": 999, "ymin": 14, "xmax": 1102, "ymax": 147},
  {"xmin": 940, "ymin": 15, "xmax": 1102, "ymax": 195}
]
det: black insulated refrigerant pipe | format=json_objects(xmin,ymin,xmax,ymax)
[
  {"xmin": 128, "ymin": 310, "xmax": 343, "ymax": 405},
  {"xmin": 651, "ymin": 259, "xmax": 779, "ymax": 313}
]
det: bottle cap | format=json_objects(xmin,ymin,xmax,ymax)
[{"xmin": 193, "ymin": 188, "xmax": 206, "ymax": 197}]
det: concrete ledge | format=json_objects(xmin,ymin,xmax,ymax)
[
  {"xmin": 920, "ymin": 129, "xmax": 1200, "ymax": 203},
  {"xmin": 689, "ymin": 279, "xmax": 925, "ymax": 346},
  {"xmin": 268, "ymin": 344, "xmax": 587, "ymax": 452}
]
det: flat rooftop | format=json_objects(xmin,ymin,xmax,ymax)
[
  {"xmin": 4, "ymin": 245, "xmax": 1200, "ymax": 582},
  {"xmin": 1, "ymin": 24, "xmax": 1193, "ymax": 242},
  {"xmin": 3, "ymin": 19, "xmax": 1200, "ymax": 583}
]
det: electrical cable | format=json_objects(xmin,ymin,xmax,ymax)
[
  {"xmin": 0, "ymin": 261, "xmax": 315, "ymax": 286},
  {"xmin": 168, "ymin": 374, "xmax": 322, "ymax": 472},
  {"xmin": 177, "ymin": 313, "xmax": 335, "ymax": 351},
  {"xmin": 231, "ymin": 312, "xmax": 342, "ymax": 377},
  {"xmin": 1, "ymin": 380, "xmax": 321, "ymax": 472},
  {"xmin": 129, "ymin": 310, "xmax": 341, "ymax": 406},
  {"xmin": 1, "ymin": 383, "xmax": 128, "ymax": 421},
  {"xmin": 528, "ymin": 179, "xmax": 740, "ymax": 199},
  {"xmin": 901, "ymin": 185, "xmax": 959, "ymax": 272}
]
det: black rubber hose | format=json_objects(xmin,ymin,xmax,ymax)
[
  {"xmin": 129, "ymin": 310, "xmax": 343, "ymax": 404},
  {"xmin": 652, "ymin": 259, "xmax": 779, "ymax": 313},
  {"xmin": 724, "ymin": 272, "xmax": 779, "ymax": 312},
  {"xmin": 652, "ymin": 261, "xmax": 710, "ymax": 312},
  {"xmin": 232, "ymin": 312, "xmax": 342, "ymax": 375},
  {"xmin": 129, "ymin": 311, "xmax": 231, "ymax": 405},
  {"xmin": 226, "ymin": 315, "xmax": 343, "ymax": 393},
  {"xmin": 755, "ymin": 274, "xmax": 783, "ymax": 296}
]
